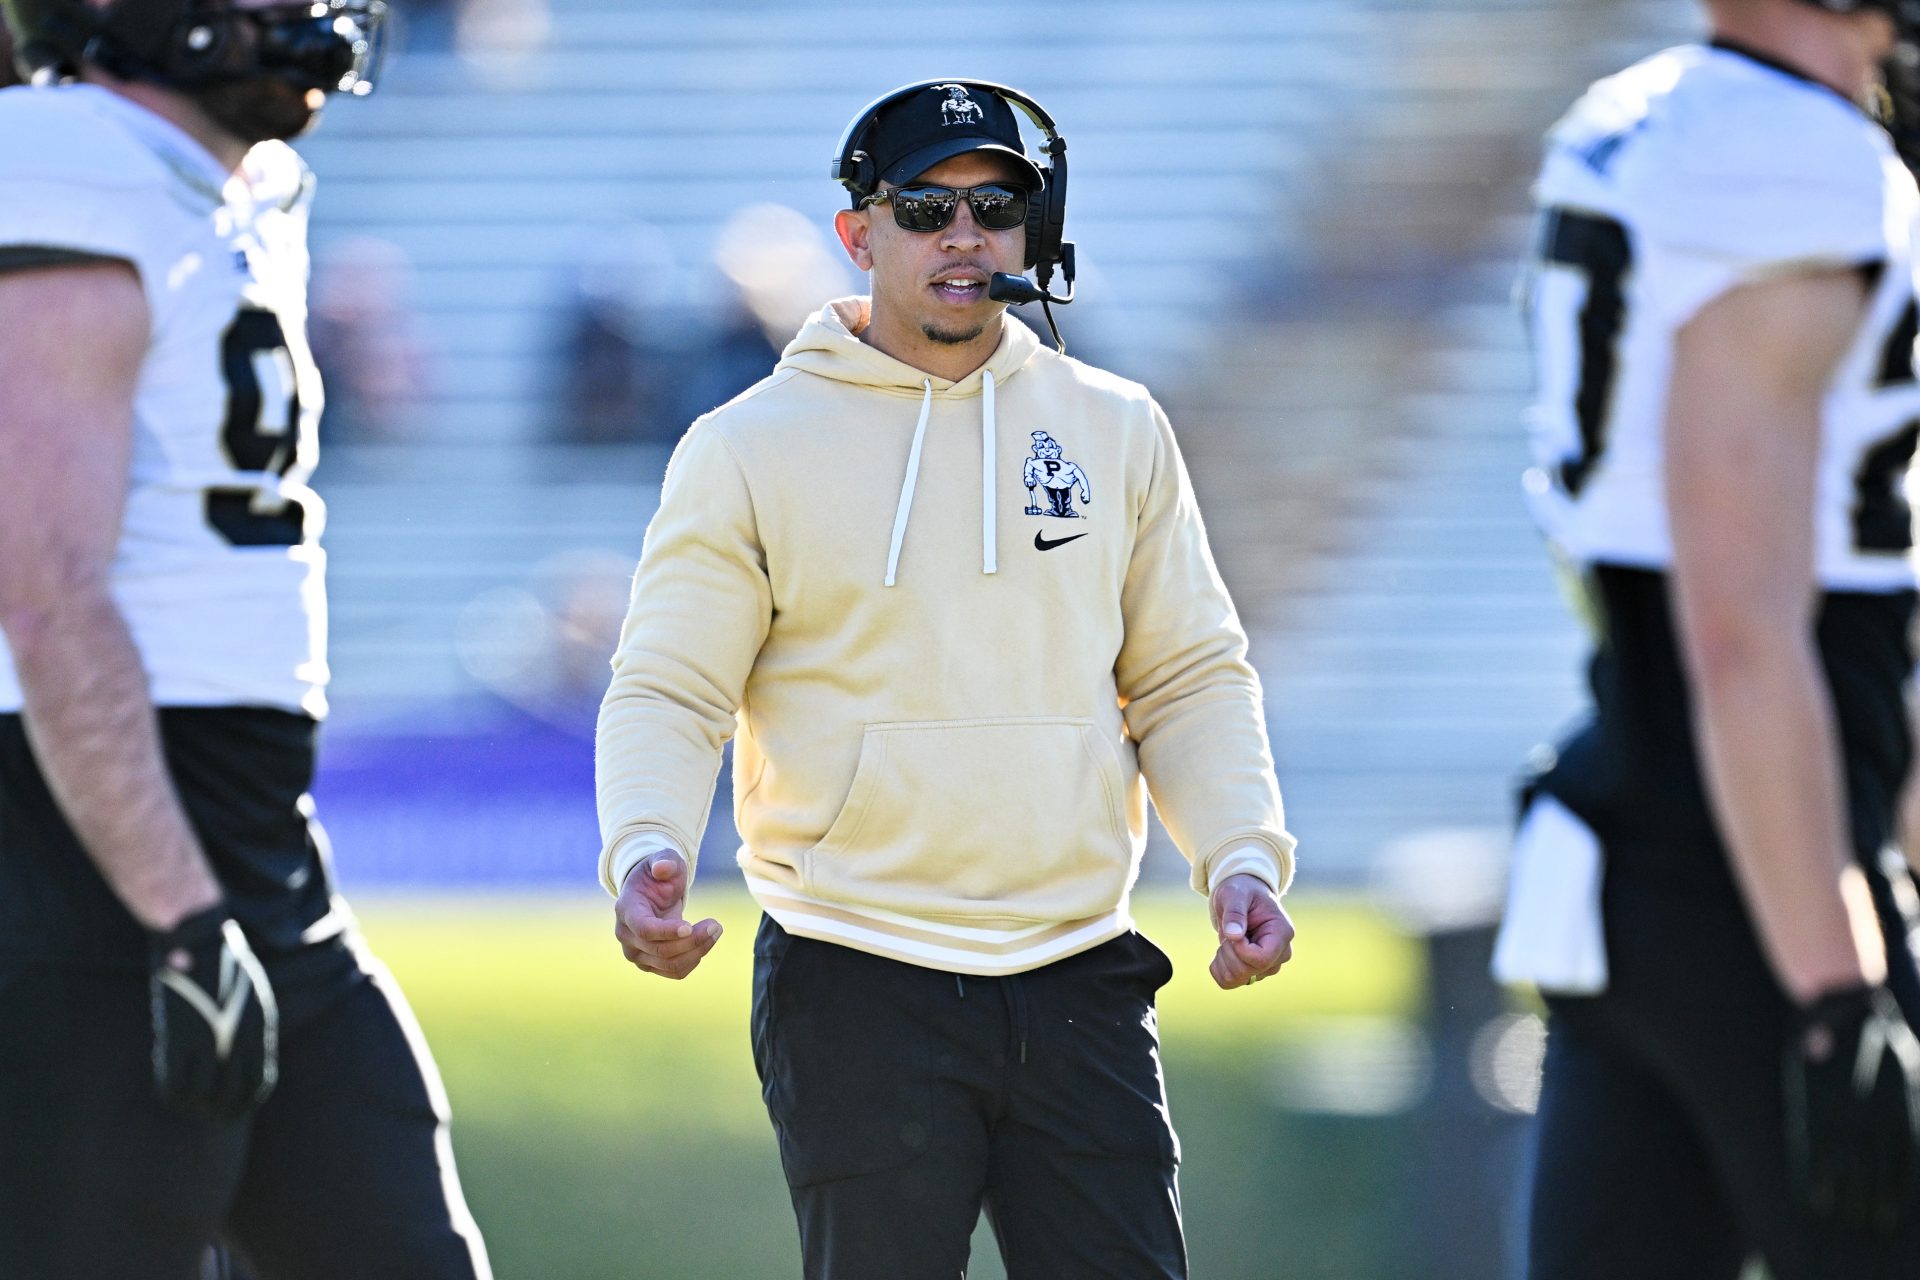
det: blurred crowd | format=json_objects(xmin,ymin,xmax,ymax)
[
  {"xmin": 308, "ymin": 202, "xmax": 856, "ymax": 446},
  {"xmin": 548, "ymin": 205, "xmax": 852, "ymax": 445}
]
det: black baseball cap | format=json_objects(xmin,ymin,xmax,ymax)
[{"xmin": 857, "ymin": 82, "xmax": 1044, "ymax": 191}]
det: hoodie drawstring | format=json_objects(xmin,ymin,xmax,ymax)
[
  {"xmin": 883, "ymin": 373, "xmax": 1000, "ymax": 585},
  {"xmin": 884, "ymin": 380, "xmax": 934, "ymax": 588},
  {"xmin": 981, "ymin": 369, "xmax": 998, "ymax": 575}
]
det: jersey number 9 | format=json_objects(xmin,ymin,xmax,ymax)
[{"xmin": 206, "ymin": 307, "xmax": 311, "ymax": 548}]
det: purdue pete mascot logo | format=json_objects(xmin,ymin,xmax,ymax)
[
  {"xmin": 940, "ymin": 85, "xmax": 985, "ymax": 126},
  {"xmin": 1024, "ymin": 431, "xmax": 1092, "ymax": 518}
]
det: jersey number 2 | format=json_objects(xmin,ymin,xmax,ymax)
[
  {"xmin": 206, "ymin": 307, "xmax": 309, "ymax": 547},
  {"xmin": 1861, "ymin": 298, "xmax": 1920, "ymax": 555}
]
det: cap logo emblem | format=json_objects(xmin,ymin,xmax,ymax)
[{"xmin": 940, "ymin": 85, "xmax": 985, "ymax": 127}]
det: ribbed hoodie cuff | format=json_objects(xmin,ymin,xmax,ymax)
[
  {"xmin": 602, "ymin": 833, "xmax": 688, "ymax": 897},
  {"xmin": 1200, "ymin": 835, "xmax": 1296, "ymax": 899}
]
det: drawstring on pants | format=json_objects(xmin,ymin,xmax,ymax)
[
  {"xmin": 1005, "ymin": 973, "xmax": 1030, "ymax": 1065},
  {"xmin": 949, "ymin": 971, "xmax": 1028, "ymax": 1063}
]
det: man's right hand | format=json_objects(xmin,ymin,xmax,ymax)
[
  {"xmin": 614, "ymin": 850, "xmax": 722, "ymax": 980},
  {"xmin": 1784, "ymin": 984, "xmax": 1920, "ymax": 1234}
]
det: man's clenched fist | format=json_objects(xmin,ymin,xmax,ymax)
[{"xmin": 1208, "ymin": 873, "xmax": 1294, "ymax": 990}]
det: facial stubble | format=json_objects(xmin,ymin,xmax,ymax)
[{"xmin": 920, "ymin": 320, "xmax": 988, "ymax": 346}]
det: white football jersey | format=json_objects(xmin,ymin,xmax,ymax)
[
  {"xmin": 1521, "ymin": 43, "xmax": 1920, "ymax": 592},
  {"xmin": 0, "ymin": 84, "xmax": 328, "ymax": 717}
]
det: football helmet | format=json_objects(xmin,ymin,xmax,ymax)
[{"xmin": 1, "ymin": 0, "xmax": 386, "ymax": 95}]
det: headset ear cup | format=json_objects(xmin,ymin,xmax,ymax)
[{"xmin": 1025, "ymin": 175, "xmax": 1049, "ymax": 270}]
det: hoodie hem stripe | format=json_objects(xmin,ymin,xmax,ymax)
[{"xmin": 744, "ymin": 877, "xmax": 1133, "ymax": 974}]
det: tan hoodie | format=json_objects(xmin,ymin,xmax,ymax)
[{"xmin": 596, "ymin": 298, "xmax": 1295, "ymax": 975}]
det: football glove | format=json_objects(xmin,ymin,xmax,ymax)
[
  {"xmin": 1784, "ymin": 984, "xmax": 1920, "ymax": 1234},
  {"xmin": 148, "ymin": 905, "xmax": 279, "ymax": 1120}
]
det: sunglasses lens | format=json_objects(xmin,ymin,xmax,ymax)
[
  {"xmin": 969, "ymin": 184, "xmax": 1029, "ymax": 230},
  {"xmin": 891, "ymin": 187, "xmax": 958, "ymax": 232},
  {"xmin": 886, "ymin": 184, "xmax": 1031, "ymax": 233}
]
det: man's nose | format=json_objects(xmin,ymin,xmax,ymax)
[{"xmin": 940, "ymin": 199, "xmax": 986, "ymax": 249}]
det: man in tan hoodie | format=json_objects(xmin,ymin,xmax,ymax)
[{"xmin": 597, "ymin": 79, "xmax": 1295, "ymax": 1278}]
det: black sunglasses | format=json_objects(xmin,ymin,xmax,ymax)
[{"xmin": 860, "ymin": 183, "xmax": 1031, "ymax": 233}]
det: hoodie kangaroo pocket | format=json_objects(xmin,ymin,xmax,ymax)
[{"xmin": 802, "ymin": 716, "xmax": 1133, "ymax": 918}]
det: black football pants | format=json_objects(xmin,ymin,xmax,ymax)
[
  {"xmin": 751, "ymin": 917, "xmax": 1187, "ymax": 1279},
  {"xmin": 0, "ymin": 939, "xmax": 490, "ymax": 1280},
  {"xmin": 1526, "ymin": 860, "xmax": 1920, "ymax": 1280}
]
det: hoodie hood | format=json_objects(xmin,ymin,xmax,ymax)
[
  {"xmin": 776, "ymin": 296, "xmax": 1042, "ymax": 397},
  {"xmin": 776, "ymin": 296, "xmax": 1044, "ymax": 586}
]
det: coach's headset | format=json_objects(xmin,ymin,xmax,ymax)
[{"xmin": 832, "ymin": 79, "xmax": 1077, "ymax": 351}]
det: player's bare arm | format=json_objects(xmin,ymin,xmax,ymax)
[
  {"xmin": 1666, "ymin": 265, "xmax": 1887, "ymax": 1002},
  {"xmin": 0, "ymin": 261, "xmax": 222, "ymax": 930}
]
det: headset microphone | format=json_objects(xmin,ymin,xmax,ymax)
[
  {"xmin": 987, "ymin": 240, "xmax": 1076, "ymax": 352},
  {"xmin": 986, "ymin": 274, "xmax": 1045, "ymax": 305}
]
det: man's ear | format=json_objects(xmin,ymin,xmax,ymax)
[{"xmin": 833, "ymin": 207, "xmax": 875, "ymax": 272}]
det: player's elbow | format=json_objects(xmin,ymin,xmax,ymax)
[
  {"xmin": 0, "ymin": 555, "xmax": 115, "ymax": 658},
  {"xmin": 1675, "ymin": 587, "xmax": 1805, "ymax": 696}
]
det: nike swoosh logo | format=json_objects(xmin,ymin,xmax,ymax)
[{"xmin": 1034, "ymin": 531, "xmax": 1089, "ymax": 551}]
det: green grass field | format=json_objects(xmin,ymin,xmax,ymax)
[{"xmin": 355, "ymin": 887, "xmax": 1423, "ymax": 1279}]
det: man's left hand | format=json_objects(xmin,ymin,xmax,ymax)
[{"xmin": 1208, "ymin": 873, "xmax": 1293, "ymax": 990}]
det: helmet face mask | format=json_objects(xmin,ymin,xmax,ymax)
[
  {"xmin": 252, "ymin": 1, "xmax": 385, "ymax": 96},
  {"xmin": 2, "ymin": 0, "xmax": 387, "ymax": 99},
  {"xmin": 170, "ymin": 1, "xmax": 387, "ymax": 96}
]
